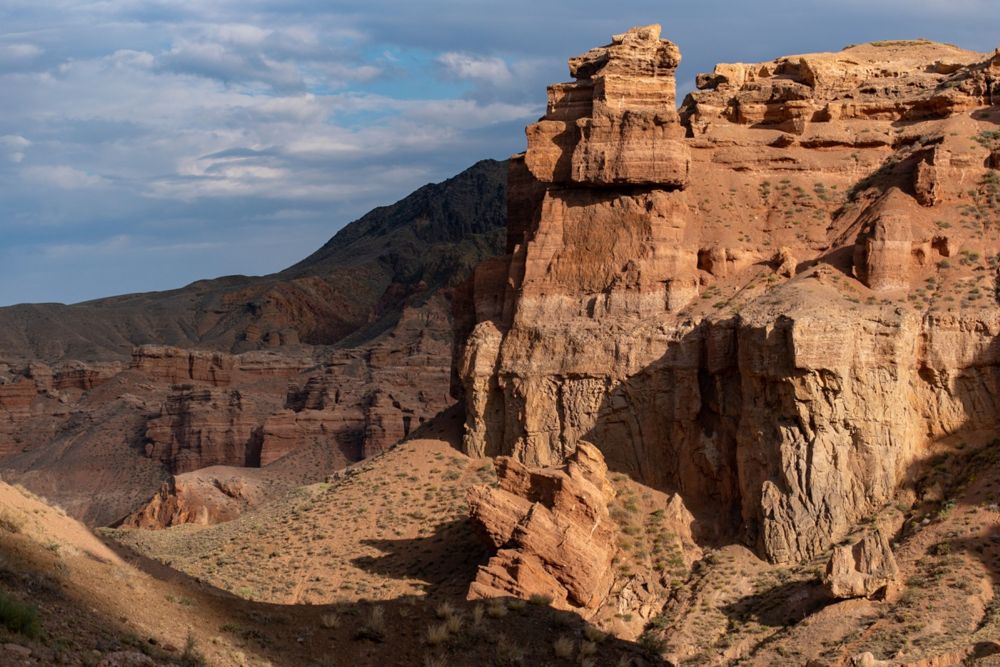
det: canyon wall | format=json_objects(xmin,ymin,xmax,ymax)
[
  {"xmin": 0, "ymin": 293, "xmax": 457, "ymax": 524},
  {"xmin": 0, "ymin": 161, "xmax": 506, "ymax": 525},
  {"xmin": 460, "ymin": 26, "xmax": 1000, "ymax": 563}
]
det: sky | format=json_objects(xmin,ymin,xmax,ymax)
[{"xmin": 1, "ymin": 1, "xmax": 997, "ymax": 305}]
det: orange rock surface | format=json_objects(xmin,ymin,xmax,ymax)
[{"xmin": 459, "ymin": 26, "xmax": 1000, "ymax": 564}]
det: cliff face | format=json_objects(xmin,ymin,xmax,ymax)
[{"xmin": 460, "ymin": 26, "xmax": 1000, "ymax": 563}]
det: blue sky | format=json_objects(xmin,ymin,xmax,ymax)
[{"xmin": 1, "ymin": 0, "xmax": 997, "ymax": 305}]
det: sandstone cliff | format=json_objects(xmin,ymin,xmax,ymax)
[{"xmin": 459, "ymin": 26, "xmax": 1000, "ymax": 566}]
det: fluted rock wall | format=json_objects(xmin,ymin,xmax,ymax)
[{"xmin": 460, "ymin": 26, "xmax": 1000, "ymax": 563}]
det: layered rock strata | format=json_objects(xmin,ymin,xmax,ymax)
[
  {"xmin": 0, "ymin": 294, "xmax": 458, "ymax": 524},
  {"xmin": 460, "ymin": 26, "xmax": 1000, "ymax": 563},
  {"xmin": 467, "ymin": 442, "xmax": 617, "ymax": 611}
]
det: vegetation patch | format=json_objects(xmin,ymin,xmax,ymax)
[{"xmin": 0, "ymin": 589, "xmax": 41, "ymax": 639}]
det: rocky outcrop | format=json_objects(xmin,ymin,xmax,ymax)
[
  {"xmin": 459, "ymin": 26, "xmax": 1000, "ymax": 564},
  {"xmin": 122, "ymin": 467, "xmax": 265, "ymax": 529},
  {"xmin": 852, "ymin": 192, "xmax": 916, "ymax": 291},
  {"xmin": 683, "ymin": 40, "xmax": 987, "ymax": 131},
  {"xmin": 0, "ymin": 377, "xmax": 35, "ymax": 415},
  {"xmin": 825, "ymin": 529, "xmax": 900, "ymax": 599},
  {"xmin": 525, "ymin": 25, "xmax": 689, "ymax": 189},
  {"xmin": 131, "ymin": 346, "xmax": 237, "ymax": 386},
  {"xmin": 129, "ymin": 345, "xmax": 309, "ymax": 385},
  {"xmin": 467, "ymin": 443, "xmax": 617, "ymax": 611}
]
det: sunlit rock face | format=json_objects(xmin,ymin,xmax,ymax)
[{"xmin": 459, "ymin": 25, "xmax": 1000, "ymax": 563}]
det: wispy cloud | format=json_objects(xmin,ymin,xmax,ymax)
[
  {"xmin": 23, "ymin": 165, "xmax": 109, "ymax": 189},
  {"xmin": 437, "ymin": 52, "xmax": 512, "ymax": 82},
  {"xmin": 0, "ymin": 43, "xmax": 43, "ymax": 61},
  {"xmin": 0, "ymin": 135, "xmax": 30, "ymax": 163}
]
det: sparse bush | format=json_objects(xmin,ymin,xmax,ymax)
[
  {"xmin": 354, "ymin": 606, "xmax": 386, "ymax": 642},
  {"xmin": 0, "ymin": 589, "xmax": 40, "ymax": 639},
  {"xmin": 494, "ymin": 635, "xmax": 525, "ymax": 666},
  {"xmin": 425, "ymin": 622, "xmax": 451, "ymax": 646},
  {"xmin": 507, "ymin": 598, "xmax": 526, "ymax": 612},
  {"xmin": 435, "ymin": 601, "xmax": 457, "ymax": 620},
  {"xmin": 486, "ymin": 599, "xmax": 508, "ymax": 618},
  {"xmin": 528, "ymin": 593, "xmax": 553, "ymax": 606},
  {"xmin": 180, "ymin": 633, "xmax": 206, "ymax": 667},
  {"xmin": 638, "ymin": 630, "xmax": 666, "ymax": 654},
  {"xmin": 583, "ymin": 625, "xmax": 607, "ymax": 643},
  {"xmin": 553, "ymin": 635, "xmax": 575, "ymax": 659},
  {"xmin": 320, "ymin": 612, "xmax": 340, "ymax": 629},
  {"xmin": 929, "ymin": 542, "xmax": 951, "ymax": 556},
  {"xmin": 0, "ymin": 511, "xmax": 23, "ymax": 534}
]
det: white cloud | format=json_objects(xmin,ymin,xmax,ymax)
[
  {"xmin": 0, "ymin": 43, "xmax": 43, "ymax": 62},
  {"xmin": 437, "ymin": 52, "xmax": 512, "ymax": 82},
  {"xmin": 0, "ymin": 135, "xmax": 31, "ymax": 163},
  {"xmin": 106, "ymin": 49, "xmax": 155, "ymax": 69},
  {"xmin": 213, "ymin": 24, "xmax": 272, "ymax": 46},
  {"xmin": 23, "ymin": 165, "xmax": 109, "ymax": 189}
]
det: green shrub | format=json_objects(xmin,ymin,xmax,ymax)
[
  {"xmin": 180, "ymin": 633, "xmax": 206, "ymax": 667},
  {"xmin": 0, "ymin": 589, "xmax": 41, "ymax": 639}
]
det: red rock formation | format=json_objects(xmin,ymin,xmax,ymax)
[
  {"xmin": 130, "ymin": 346, "xmax": 236, "ymax": 386},
  {"xmin": 122, "ymin": 467, "xmax": 265, "ymax": 529},
  {"xmin": 0, "ymin": 377, "xmax": 35, "ymax": 414},
  {"xmin": 144, "ymin": 386, "xmax": 264, "ymax": 474},
  {"xmin": 825, "ymin": 529, "xmax": 900, "ymax": 599},
  {"xmin": 467, "ymin": 443, "xmax": 617, "ymax": 611},
  {"xmin": 459, "ymin": 26, "xmax": 1000, "ymax": 565}
]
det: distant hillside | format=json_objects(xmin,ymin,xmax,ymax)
[{"xmin": 0, "ymin": 159, "xmax": 508, "ymax": 363}]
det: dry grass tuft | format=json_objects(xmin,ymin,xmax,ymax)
[{"xmin": 553, "ymin": 635, "xmax": 575, "ymax": 659}]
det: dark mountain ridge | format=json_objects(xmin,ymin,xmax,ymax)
[{"xmin": 0, "ymin": 159, "xmax": 508, "ymax": 363}]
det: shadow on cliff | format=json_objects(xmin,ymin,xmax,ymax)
[
  {"xmin": 579, "ymin": 317, "xmax": 746, "ymax": 547},
  {"xmin": 971, "ymin": 107, "xmax": 1000, "ymax": 125},
  {"xmin": 899, "ymin": 434, "xmax": 1000, "ymax": 600},
  {"xmin": 400, "ymin": 402, "xmax": 466, "ymax": 448},
  {"xmin": 587, "ymin": 309, "xmax": 1000, "ymax": 655},
  {"xmin": 908, "ymin": 327, "xmax": 1000, "ymax": 601}
]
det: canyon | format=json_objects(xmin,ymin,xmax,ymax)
[
  {"xmin": 0, "ymin": 159, "xmax": 506, "ymax": 524},
  {"xmin": 1, "ymin": 22, "xmax": 1000, "ymax": 667}
]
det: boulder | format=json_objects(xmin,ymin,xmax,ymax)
[
  {"xmin": 825, "ymin": 529, "xmax": 900, "ymax": 599},
  {"xmin": 467, "ymin": 443, "xmax": 617, "ymax": 610}
]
